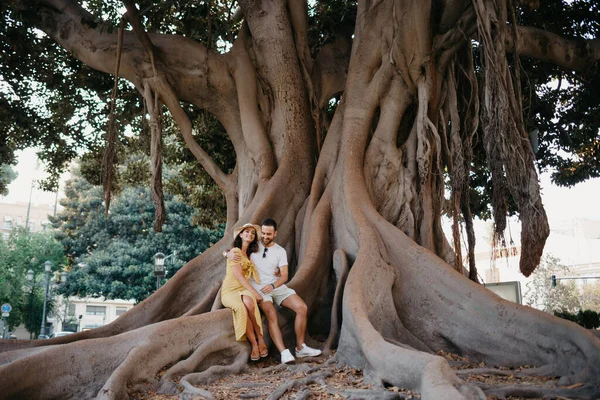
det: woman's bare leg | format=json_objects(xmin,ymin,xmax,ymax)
[{"xmin": 242, "ymin": 295, "xmax": 260, "ymax": 355}]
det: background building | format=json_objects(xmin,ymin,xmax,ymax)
[
  {"xmin": 0, "ymin": 201, "xmax": 57, "ymax": 238},
  {"xmin": 459, "ymin": 217, "xmax": 600, "ymax": 304},
  {"xmin": 10, "ymin": 296, "xmax": 135, "ymax": 338}
]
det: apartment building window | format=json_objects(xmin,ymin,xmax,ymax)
[
  {"xmin": 17, "ymin": 216, "xmax": 22, "ymax": 226},
  {"xmin": 86, "ymin": 305, "xmax": 106, "ymax": 316},
  {"xmin": 116, "ymin": 307, "xmax": 128, "ymax": 316},
  {"xmin": 68, "ymin": 303, "xmax": 76, "ymax": 316},
  {"xmin": 3, "ymin": 216, "xmax": 12, "ymax": 229}
]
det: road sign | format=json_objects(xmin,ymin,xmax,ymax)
[
  {"xmin": 0, "ymin": 303, "xmax": 11, "ymax": 313},
  {"xmin": 1, "ymin": 312, "xmax": 8, "ymax": 318}
]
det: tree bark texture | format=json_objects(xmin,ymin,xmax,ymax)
[{"xmin": 1, "ymin": 0, "xmax": 599, "ymax": 399}]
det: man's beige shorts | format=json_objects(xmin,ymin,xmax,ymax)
[{"xmin": 262, "ymin": 284, "xmax": 296, "ymax": 306}]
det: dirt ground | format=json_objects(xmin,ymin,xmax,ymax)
[{"xmin": 131, "ymin": 349, "xmax": 592, "ymax": 400}]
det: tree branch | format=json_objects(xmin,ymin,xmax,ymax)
[
  {"xmin": 36, "ymin": 0, "xmax": 238, "ymax": 112},
  {"xmin": 122, "ymin": 0, "xmax": 157, "ymax": 70},
  {"xmin": 153, "ymin": 77, "xmax": 233, "ymax": 192},
  {"xmin": 507, "ymin": 25, "xmax": 600, "ymax": 71}
]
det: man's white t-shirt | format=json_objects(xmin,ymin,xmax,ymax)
[{"xmin": 249, "ymin": 242, "xmax": 288, "ymax": 290}]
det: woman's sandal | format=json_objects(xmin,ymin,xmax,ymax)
[
  {"xmin": 250, "ymin": 348, "xmax": 260, "ymax": 361},
  {"xmin": 259, "ymin": 343, "xmax": 268, "ymax": 358}
]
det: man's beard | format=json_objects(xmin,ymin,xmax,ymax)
[{"xmin": 262, "ymin": 237, "xmax": 272, "ymax": 246}]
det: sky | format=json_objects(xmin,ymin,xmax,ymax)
[{"xmin": 0, "ymin": 148, "xmax": 68, "ymax": 208}]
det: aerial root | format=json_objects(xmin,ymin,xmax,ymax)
[
  {"xmin": 179, "ymin": 348, "xmax": 249, "ymax": 388},
  {"xmin": 293, "ymin": 387, "xmax": 312, "ymax": 400},
  {"xmin": 510, "ymin": 364, "xmax": 558, "ymax": 377},
  {"xmin": 161, "ymin": 331, "xmax": 244, "ymax": 384},
  {"xmin": 266, "ymin": 370, "xmax": 333, "ymax": 400},
  {"xmin": 178, "ymin": 379, "xmax": 215, "ymax": 399},
  {"xmin": 456, "ymin": 364, "xmax": 563, "ymax": 379},
  {"xmin": 323, "ymin": 249, "xmax": 350, "ymax": 355},
  {"xmin": 477, "ymin": 383, "xmax": 600, "ymax": 399},
  {"xmin": 265, "ymin": 363, "xmax": 407, "ymax": 400},
  {"xmin": 456, "ymin": 368, "xmax": 521, "ymax": 377}
]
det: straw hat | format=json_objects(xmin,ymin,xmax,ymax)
[{"xmin": 233, "ymin": 223, "xmax": 261, "ymax": 239}]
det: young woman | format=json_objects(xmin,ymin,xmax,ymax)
[{"xmin": 220, "ymin": 223, "xmax": 268, "ymax": 360}]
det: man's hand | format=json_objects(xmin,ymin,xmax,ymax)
[
  {"xmin": 260, "ymin": 284, "xmax": 274, "ymax": 294},
  {"xmin": 226, "ymin": 249, "xmax": 242, "ymax": 263}
]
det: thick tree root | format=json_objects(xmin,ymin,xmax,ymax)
[
  {"xmin": 182, "ymin": 282, "xmax": 222, "ymax": 317},
  {"xmin": 0, "ymin": 310, "xmax": 242, "ymax": 399},
  {"xmin": 478, "ymin": 382, "xmax": 600, "ymax": 399},
  {"xmin": 337, "ymin": 235, "xmax": 485, "ymax": 400}
]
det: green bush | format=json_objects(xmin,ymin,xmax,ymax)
[{"xmin": 554, "ymin": 309, "xmax": 600, "ymax": 329}]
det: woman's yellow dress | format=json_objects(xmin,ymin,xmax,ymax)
[{"xmin": 221, "ymin": 248, "xmax": 263, "ymax": 341}]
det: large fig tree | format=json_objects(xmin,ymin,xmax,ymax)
[{"xmin": 1, "ymin": 0, "xmax": 599, "ymax": 399}]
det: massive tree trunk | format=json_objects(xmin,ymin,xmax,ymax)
[{"xmin": 2, "ymin": 0, "xmax": 600, "ymax": 399}]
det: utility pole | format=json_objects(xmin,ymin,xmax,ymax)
[{"xmin": 25, "ymin": 180, "xmax": 34, "ymax": 229}]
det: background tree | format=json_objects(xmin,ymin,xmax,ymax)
[
  {"xmin": 0, "ymin": 165, "xmax": 17, "ymax": 195},
  {"xmin": 524, "ymin": 255, "xmax": 582, "ymax": 313},
  {"xmin": 580, "ymin": 282, "xmax": 600, "ymax": 313},
  {"xmin": 52, "ymin": 169, "xmax": 224, "ymax": 302},
  {"xmin": 1, "ymin": 1, "xmax": 600, "ymax": 399},
  {"xmin": 554, "ymin": 309, "xmax": 600, "ymax": 330},
  {"xmin": 0, "ymin": 227, "xmax": 65, "ymax": 337}
]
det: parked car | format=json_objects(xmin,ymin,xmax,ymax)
[{"xmin": 48, "ymin": 331, "xmax": 75, "ymax": 338}]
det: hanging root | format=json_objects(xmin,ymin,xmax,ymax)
[
  {"xmin": 102, "ymin": 19, "xmax": 125, "ymax": 215},
  {"xmin": 473, "ymin": 0, "xmax": 549, "ymax": 276},
  {"xmin": 143, "ymin": 81, "xmax": 166, "ymax": 232}
]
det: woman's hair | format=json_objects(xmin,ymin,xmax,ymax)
[{"xmin": 232, "ymin": 228, "xmax": 259, "ymax": 254}]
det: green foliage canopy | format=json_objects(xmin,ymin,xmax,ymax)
[{"xmin": 0, "ymin": 0, "xmax": 598, "ymax": 220}]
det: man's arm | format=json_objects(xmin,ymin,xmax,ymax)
[
  {"xmin": 260, "ymin": 265, "xmax": 289, "ymax": 294},
  {"xmin": 273, "ymin": 265, "xmax": 288, "ymax": 287},
  {"xmin": 225, "ymin": 249, "xmax": 242, "ymax": 262}
]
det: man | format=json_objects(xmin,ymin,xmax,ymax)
[{"xmin": 229, "ymin": 218, "xmax": 321, "ymax": 364}]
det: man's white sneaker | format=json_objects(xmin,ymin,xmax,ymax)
[
  {"xmin": 281, "ymin": 349, "xmax": 295, "ymax": 364},
  {"xmin": 295, "ymin": 344, "xmax": 322, "ymax": 358}
]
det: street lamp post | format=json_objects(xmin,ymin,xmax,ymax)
[
  {"xmin": 39, "ymin": 261, "xmax": 52, "ymax": 338},
  {"xmin": 26, "ymin": 261, "xmax": 68, "ymax": 339},
  {"xmin": 154, "ymin": 252, "xmax": 176, "ymax": 291}
]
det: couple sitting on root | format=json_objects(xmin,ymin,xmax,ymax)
[{"xmin": 220, "ymin": 218, "xmax": 321, "ymax": 364}]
